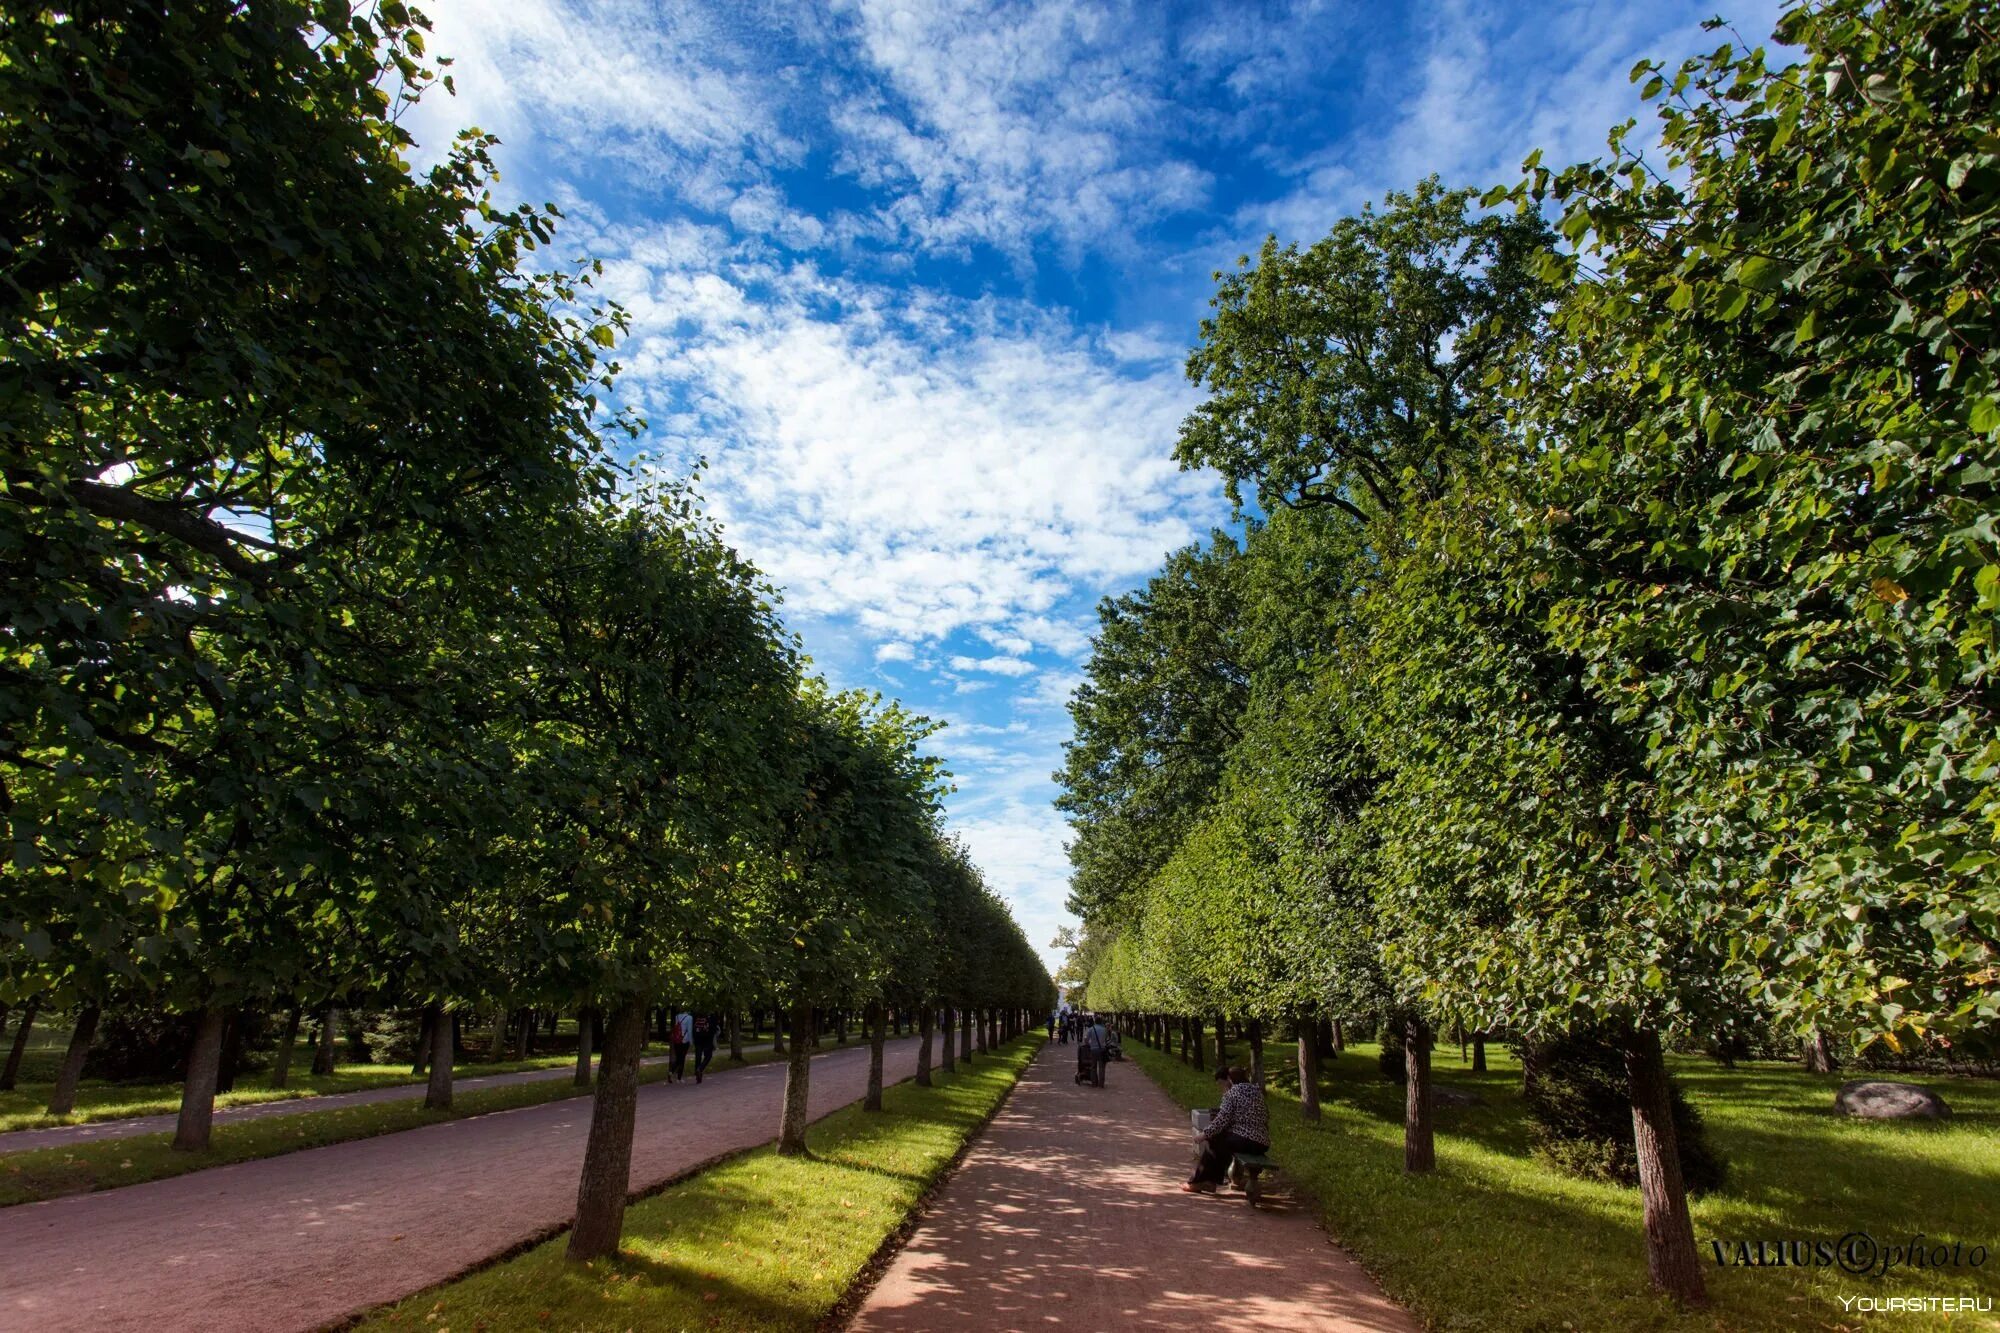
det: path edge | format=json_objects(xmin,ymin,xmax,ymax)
[
  {"xmin": 317, "ymin": 1038, "xmax": 931, "ymax": 1333},
  {"xmin": 820, "ymin": 1035, "xmax": 1047, "ymax": 1332}
]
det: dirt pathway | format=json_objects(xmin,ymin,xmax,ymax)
[
  {"xmin": 0, "ymin": 1035, "xmax": 923, "ymax": 1333},
  {"xmin": 0, "ymin": 1054, "xmax": 679, "ymax": 1156},
  {"xmin": 850, "ymin": 1041, "xmax": 1418, "ymax": 1332}
]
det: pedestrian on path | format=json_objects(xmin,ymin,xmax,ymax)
[
  {"xmin": 1085, "ymin": 1015, "xmax": 1110, "ymax": 1087},
  {"xmin": 1184, "ymin": 1066, "xmax": 1269, "ymax": 1193},
  {"xmin": 692, "ymin": 1011, "xmax": 717, "ymax": 1082},
  {"xmin": 669, "ymin": 1008, "xmax": 693, "ymax": 1081}
]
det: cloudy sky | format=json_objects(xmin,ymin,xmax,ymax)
[{"xmin": 404, "ymin": 0, "xmax": 1785, "ymax": 970}]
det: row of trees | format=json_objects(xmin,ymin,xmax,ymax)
[
  {"xmin": 0, "ymin": 1, "xmax": 1048, "ymax": 1261},
  {"xmin": 1059, "ymin": 0, "xmax": 1997, "ymax": 1307}
]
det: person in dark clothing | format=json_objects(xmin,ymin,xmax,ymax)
[
  {"xmin": 692, "ymin": 1012, "xmax": 717, "ymax": 1083},
  {"xmin": 1183, "ymin": 1066, "xmax": 1269, "ymax": 1192},
  {"xmin": 1084, "ymin": 1016, "xmax": 1110, "ymax": 1087}
]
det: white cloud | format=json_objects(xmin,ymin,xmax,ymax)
[
  {"xmin": 827, "ymin": 0, "xmax": 1210, "ymax": 259},
  {"xmin": 949, "ymin": 801, "xmax": 1076, "ymax": 968},
  {"xmin": 874, "ymin": 641, "xmax": 916, "ymax": 663},
  {"xmin": 948, "ymin": 654, "xmax": 1037, "ymax": 677}
]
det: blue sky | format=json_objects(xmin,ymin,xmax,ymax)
[{"xmin": 406, "ymin": 0, "xmax": 1785, "ymax": 969}]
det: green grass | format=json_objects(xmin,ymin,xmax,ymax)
[
  {"xmin": 1130, "ymin": 1038, "xmax": 2000, "ymax": 1332},
  {"xmin": 0, "ymin": 1053, "xmax": 600, "ymax": 1135},
  {"xmin": 0, "ymin": 1043, "xmax": 794, "ymax": 1208},
  {"xmin": 355, "ymin": 1034, "xmax": 1042, "ymax": 1333}
]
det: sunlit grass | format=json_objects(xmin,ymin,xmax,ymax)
[
  {"xmin": 1131, "ymin": 1038, "xmax": 1999, "ymax": 1332},
  {"xmin": 356, "ymin": 1035, "xmax": 1041, "ymax": 1333}
]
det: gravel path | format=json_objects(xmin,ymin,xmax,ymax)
[
  {"xmin": 0, "ymin": 1035, "xmax": 924, "ymax": 1333},
  {"xmin": 0, "ymin": 1055, "xmax": 677, "ymax": 1156},
  {"xmin": 851, "ymin": 1041, "xmax": 1418, "ymax": 1332}
]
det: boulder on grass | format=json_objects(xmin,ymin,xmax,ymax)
[
  {"xmin": 1432, "ymin": 1085, "xmax": 1483, "ymax": 1107},
  {"xmin": 1834, "ymin": 1080, "xmax": 1951, "ymax": 1121}
]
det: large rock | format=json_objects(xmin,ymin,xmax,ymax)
[
  {"xmin": 1834, "ymin": 1080, "xmax": 1951, "ymax": 1121},
  {"xmin": 1432, "ymin": 1084, "xmax": 1483, "ymax": 1107}
]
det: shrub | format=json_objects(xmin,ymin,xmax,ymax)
[{"xmin": 1524, "ymin": 1028, "xmax": 1727, "ymax": 1195}]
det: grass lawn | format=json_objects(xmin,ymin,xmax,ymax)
[
  {"xmin": 0, "ymin": 1052, "xmax": 599, "ymax": 1135},
  {"xmin": 1130, "ymin": 1038, "xmax": 1999, "ymax": 1332},
  {"xmin": 355, "ymin": 1034, "xmax": 1041, "ymax": 1333},
  {"xmin": 0, "ymin": 1042, "xmax": 799, "ymax": 1208}
]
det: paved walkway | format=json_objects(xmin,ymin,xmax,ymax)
[
  {"xmin": 0, "ymin": 1035, "xmax": 922, "ymax": 1333},
  {"xmin": 0, "ymin": 1053, "xmax": 682, "ymax": 1156},
  {"xmin": 851, "ymin": 1041, "xmax": 1418, "ymax": 1332}
]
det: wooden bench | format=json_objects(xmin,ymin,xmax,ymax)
[{"xmin": 1231, "ymin": 1150, "xmax": 1278, "ymax": 1205}]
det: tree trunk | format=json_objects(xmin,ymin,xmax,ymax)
[
  {"xmin": 1403, "ymin": 1014, "xmax": 1435, "ymax": 1174},
  {"xmin": 411, "ymin": 1007, "xmax": 433, "ymax": 1077},
  {"xmin": 2, "ymin": 1001, "xmax": 38, "ymax": 1091},
  {"xmin": 1296, "ymin": 1017, "xmax": 1321, "ymax": 1120},
  {"xmin": 976, "ymin": 1006, "xmax": 990, "ymax": 1055},
  {"xmin": 425, "ymin": 1003, "xmax": 453, "ymax": 1110},
  {"xmin": 1472, "ymin": 1033, "xmax": 1487, "ymax": 1073},
  {"xmin": 173, "ymin": 1006, "xmax": 228, "ymax": 1151},
  {"xmin": 1327, "ymin": 1018, "xmax": 1342, "ymax": 1055},
  {"xmin": 728, "ymin": 1009, "xmax": 743, "ymax": 1062},
  {"xmin": 777, "ymin": 998, "xmax": 814, "ymax": 1156},
  {"xmin": 864, "ymin": 1001, "xmax": 886, "ymax": 1111},
  {"xmin": 312, "ymin": 1005, "xmax": 339, "ymax": 1076},
  {"xmin": 916, "ymin": 1005, "xmax": 935, "ymax": 1087},
  {"xmin": 574, "ymin": 1004, "xmax": 596, "ymax": 1087},
  {"xmin": 1213, "ymin": 1013, "xmax": 1229, "ymax": 1066},
  {"xmin": 215, "ymin": 1010, "xmax": 242, "ymax": 1094},
  {"xmin": 772, "ymin": 1007, "xmax": 786, "ymax": 1056},
  {"xmin": 1625, "ymin": 1027, "xmax": 1708, "ymax": 1306},
  {"xmin": 486, "ymin": 1006, "xmax": 509, "ymax": 1062},
  {"xmin": 515, "ymin": 1007, "xmax": 534, "ymax": 1061},
  {"xmin": 960, "ymin": 1007, "xmax": 974, "ymax": 1063},
  {"xmin": 565, "ymin": 996, "xmax": 648, "ymax": 1262},
  {"xmin": 1803, "ymin": 1029, "xmax": 1837, "ymax": 1073},
  {"xmin": 47, "ymin": 1004, "xmax": 101, "ymax": 1115},
  {"xmin": 270, "ymin": 1004, "xmax": 302, "ymax": 1089},
  {"xmin": 1247, "ymin": 1017, "xmax": 1265, "ymax": 1086},
  {"xmin": 941, "ymin": 1004, "xmax": 957, "ymax": 1072}
]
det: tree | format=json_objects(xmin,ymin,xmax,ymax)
[{"xmin": 1056, "ymin": 536, "xmax": 1249, "ymax": 922}]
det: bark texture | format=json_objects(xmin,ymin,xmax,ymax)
[
  {"xmin": 565, "ymin": 996, "xmax": 648, "ymax": 1262},
  {"xmin": 940, "ymin": 1003, "xmax": 957, "ymax": 1072},
  {"xmin": 173, "ymin": 1006, "xmax": 228, "ymax": 1152},
  {"xmin": 777, "ymin": 998, "xmax": 815, "ymax": 1156},
  {"xmin": 1296, "ymin": 1020, "xmax": 1321, "ymax": 1121},
  {"xmin": 2, "ymin": 1002, "xmax": 39, "ymax": 1091},
  {"xmin": 47, "ymin": 1004, "xmax": 102, "ymax": 1115},
  {"xmin": 270, "ymin": 1005, "xmax": 302, "ymax": 1089},
  {"xmin": 864, "ymin": 1001, "xmax": 886, "ymax": 1111},
  {"xmin": 1625, "ymin": 1027, "xmax": 1708, "ymax": 1306},
  {"xmin": 311, "ymin": 1006, "xmax": 338, "ymax": 1076},
  {"xmin": 425, "ymin": 1003, "xmax": 453, "ymax": 1110},
  {"xmin": 916, "ymin": 1006, "xmax": 934, "ymax": 1086},
  {"xmin": 1403, "ymin": 1014, "xmax": 1435, "ymax": 1174}
]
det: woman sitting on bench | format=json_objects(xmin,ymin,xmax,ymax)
[{"xmin": 1183, "ymin": 1066, "xmax": 1269, "ymax": 1193}]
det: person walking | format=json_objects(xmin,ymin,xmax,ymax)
[
  {"xmin": 691, "ymin": 1011, "xmax": 717, "ymax": 1083},
  {"xmin": 1046, "ymin": 1011, "xmax": 1057, "ymax": 1041},
  {"xmin": 669, "ymin": 1007, "xmax": 693, "ymax": 1082},
  {"xmin": 1182, "ymin": 1067, "xmax": 1269, "ymax": 1193},
  {"xmin": 1085, "ymin": 1015, "xmax": 1110, "ymax": 1087}
]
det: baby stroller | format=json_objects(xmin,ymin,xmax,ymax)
[{"xmin": 1074, "ymin": 1041, "xmax": 1098, "ymax": 1085}]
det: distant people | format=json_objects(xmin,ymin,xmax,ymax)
[
  {"xmin": 669, "ymin": 1008, "xmax": 693, "ymax": 1081},
  {"xmin": 1183, "ymin": 1066, "xmax": 1268, "ymax": 1193},
  {"xmin": 1046, "ymin": 1011, "xmax": 1058, "ymax": 1041},
  {"xmin": 1084, "ymin": 1015, "xmax": 1110, "ymax": 1087},
  {"xmin": 692, "ymin": 1011, "xmax": 717, "ymax": 1083}
]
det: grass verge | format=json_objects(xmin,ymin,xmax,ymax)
[
  {"xmin": 1128, "ymin": 1038, "xmax": 2000, "ymax": 1333},
  {"xmin": 0, "ymin": 1044, "xmax": 800, "ymax": 1208},
  {"xmin": 354, "ymin": 1034, "xmax": 1041, "ymax": 1333},
  {"xmin": 0, "ymin": 1054, "xmax": 600, "ymax": 1135}
]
